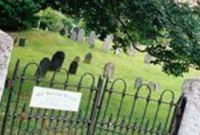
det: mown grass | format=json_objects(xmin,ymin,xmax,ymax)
[{"xmin": 1, "ymin": 28, "xmax": 199, "ymax": 134}]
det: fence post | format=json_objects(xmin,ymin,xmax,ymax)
[
  {"xmin": 87, "ymin": 76, "xmax": 104, "ymax": 135},
  {"xmin": 174, "ymin": 79, "xmax": 200, "ymax": 135},
  {"xmin": 1, "ymin": 60, "xmax": 20, "ymax": 135}
]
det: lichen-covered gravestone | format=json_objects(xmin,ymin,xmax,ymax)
[
  {"xmin": 0, "ymin": 30, "xmax": 13, "ymax": 102},
  {"xmin": 83, "ymin": 53, "xmax": 93, "ymax": 64}
]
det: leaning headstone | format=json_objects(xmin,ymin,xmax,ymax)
[
  {"xmin": 102, "ymin": 34, "xmax": 114, "ymax": 52},
  {"xmin": 49, "ymin": 51, "xmax": 65, "ymax": 71},
  {"xmin": 144, "ymin": 53, "xmax": 153, "ymax": 64},
  {"xmin": 83, "ymin": 53, "xmax": 92, "ymax": 64},
  {"xmin": 0, "ymin": 30, "xmax": 13, "ymax": 102},
  {"xmin": 35, "ymin": 57, "xmax": 51, "ymax": 77},
  {"xmin": 103, "ymin": 62, "xmax": 115, "ymax": 79},
  {"xmin": 127, "ymin": 46, "xmax": 137, "ymax": 57},
  {"xmin": 134, "ymin": 77, "xmax": 144, "ymax": 89},
  {"xmin": 88, "ymin": 31, "xmax": 96, "ymax": 48},
  {"xmin": 77, "ymin": 28, "xmax": 85, "ymax": 42},
  {"xmin": 68, "ymin": 56, "xmax": 80, "ymax": 74}
]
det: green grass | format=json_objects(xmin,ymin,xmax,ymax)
[{"xmin": 2, "ymin": 28, "xmax": 199, "ymax": 134}]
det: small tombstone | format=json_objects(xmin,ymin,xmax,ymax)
[
  {"xmin": 127, "ymin": 46, "xmax": 137, "ymax": 57},
  {"xmin": 103, "ymin": 62, "xmax": 115, "ymax": 79},
  {"xmin": 134, "ymin": 77, "xmax": 144, "ymax": 89},
  {"xmin": 49, "ymin": 51, "xmax": 65, "ymax": 71},
  {"xmin": 83, "ymin": 53, "xmax": 92, "ymax": 64},
  {"xmin": 144, "ymin": 53, "xmax": 153, "ymax": 64},
  {"xmin": 59, "ymin": 28, "xmax": 66, "ymax": 36},
  {"xmin": 18, "ymin": 38, "xmax": 26, "ymax": 47},
  {"xmin": 155, "ymin": 83, "xmax": 161, "ymax": 91},
  {"xmin": 115, "ymin": 48, "xmax": 122, "ymax": 55},
  {"xmin": 88, "ymin": 31, "xmax": 96, "ymax": 48},
  {"xmin": 77, "ymin": 28, "xmax": 85, "ymax": 42},
  {"xmin": 102, "ymin": 34, "xmax": 114, "ymax": 52},
  {"xmin": 68, "ymin": 56, "xmax": 80, "ymax": 74},
  {"xmin": 147, "ymin": 81, "xmax": 156, "ymax": 91},
  {"xmin": 35, "ymin": 57, "xmax": 51, "ymax": 77}
]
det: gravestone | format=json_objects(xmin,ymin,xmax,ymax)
[
  {"xmin": 88, "ymin": 31, "xmax": 96, "ymax": 48},
  {"xmin": 127, "ymin": 46, "xmax": 137, "ymax": 57},
  {"xmin": 49, "ymin": 51, "xmax": 65, "ymax": 71},
  {"xmin": 147, "ymin": 81, "xmax": 156, "ymax": 91},
  {"xmin": 59, "ymin": 28, "xmax": 66, "ymax": 36},
  {"xmin": 115, "ymin": 48, "xmax": 122, "ymax": 55},
  {"xmin": 68, "ymin": 56, "xmax": 80, "ymax": 74},
  {"xmin": 18, "ymin": 38, "xmax": 26, "ymax": 47},
  {"xmin": 134, "ymin": 77, "xmax": 144, "ymax": 89},
  {"xmin": 70, "ymin": 31, "xmax": 77, "ymax": 41},
  {"xmin": 103, "ymin": 62, "xmax": 115, "ymax": 79},
  {"xmin": 144, "ymin": 53, "xmax": 153, "ymax": 64},
  {"xmin": 77, "ymin": 28, "xmax": 85, "ymax": 42},
  {"xmin": 83, "ymin": 53, "xmax": 92, "ymax": 64},
  {"xmin": 102, "ymin": 34, "xmax": 114, "ymax": 52},
  {"xmin": 0, "ymin": 30, "xmax": 13, "ymax": 102},
  {"xmin": 35, "ymin": 57, "xmax": 51, "ymax": 77},
  {"xmin": 155, "ymin": 82, "xmax": 161, "ymax": 91}
]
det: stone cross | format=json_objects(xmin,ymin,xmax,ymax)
[
  {"xmin": 0, "ymin": 30, "xmax": 13, "ymax": 102},
  {"xmin": 177, "ymin": 79, "xmax": 200, "ymax": 135}
]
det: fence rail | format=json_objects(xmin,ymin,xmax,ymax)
[{"xmin": 0, "ymin": 60, "xmax": 178, "ymax": 135}]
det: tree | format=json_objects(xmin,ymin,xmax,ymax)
[
  {"xmin": 50, "ymin": 0, "xmax": 200, "ymax": 76},
  {"xmin": 0, "ymin": 0, "xmax": 41, "ymax": 30}
]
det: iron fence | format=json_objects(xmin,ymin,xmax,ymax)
[{"xmin": 0, "ymin": 60, "xmax": 178, "ymax": 135}]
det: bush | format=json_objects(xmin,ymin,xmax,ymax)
[{"xmin": 35, "ymin": 7, "xmax": 73, "ymax": 32}]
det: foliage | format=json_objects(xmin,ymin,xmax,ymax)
[
  {"xmin": 0, "ymin": 0, "xmax": 41, "ymax": 30},
  {"xmin": 45, "ymin": 0, "xmax": 200, "ymax": 76},
  {"xmin": 35, "ymin": 7, "xmax": 73, "ymax": 32}
]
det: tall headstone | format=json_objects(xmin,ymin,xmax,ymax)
[
  {"xmin": 77, "ymin": 28, "xmax": 85, "ymax": 42},
  {"xmin": 70, "ymin": 27, "xmax": 79, "ymax": 41},
  {"xmin": 103, "ymin": 62, "xmax": 115, "ymax": 79},
  {"xmin": 0, "ymin": 30, "xmax": 13, "ymax": 102},
  {"xmin": 68, "ymin": 56, "xmax": 80, "ymax": 74},
  {"xmin": 49, "ymin": 51, "xmax": 65, "ymax": 71},
  {"xmin": 102, "ymin": 34, "xmax": 114, "ymax": 52},
  {"xmin": 83, "ymin": 53, "xmax": 92, "ymax": 64},
  {"xmin": 144, "ymin": 53, "xmax": 153, "ymax": 64},
  {"xmin": 35, "ymin": 57, "xmax": 51, "ymax": 77},
  {"xmin": 88, "ymin": 31, "xmax": 96, "ymax": 48},
  {"xmin": 134, "ymin": 77, "xmax": 144, "ymax": 90}
]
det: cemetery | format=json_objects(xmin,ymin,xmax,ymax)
[{"xmin": 1, "ymin": 0, "xmax": 200, "ymax": 135}]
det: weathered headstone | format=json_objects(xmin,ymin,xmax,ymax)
[
  {"xmin": 176, "ymin": 79, "xmax": 200, "ymax": 135},
  {"xmin": 35, "ymin": 57, "xmax": 51, "ymax": 77},
  {"xmin": 68, "ymin": 56, "xmax": 80, "ymax": 74},
  {"xmin": 115, "ymin": 47, "xmax": 122, "ymax": 55},
  {"xmin": 103, "ymin": 62, "xmax": 115, "ymax": 79},
  {"xmin": 83, "ymin": 53, "xmax": 92, "ymax": 64},
  {"xmin": 144, "ymin": 53, "xmax": 153, "ymax": 64},
  {"xmin": 88, "ymin": 31, "xmax": 96, "ymax": 48},
  {"xmin": 77, "ymin": 28, "xmax": 85, "ymax": 42},
  {"xmin": 70, "ymin": 31, "xmax": 77, "ymax": 41},
  {"xmin": 18, "ymin": 38, "xmax": 26, "ymax": 47},
  {"xmin": 102, "ymin": 34, "xmax": 114, "ymax": 52},
  {"xmin": 0, "ymin": 30, "xmax": 13, "ymax": 102},
  {"xmin": 49, "ymin": 51, "xmax": 65, "ymax": 71},
  {"xmin": 134, "ymin": 77, "xmax": 144, "ymax": 90},
  {"xmin": 127, "ymin": 46, "xmax": 137, "ymax": 57}
]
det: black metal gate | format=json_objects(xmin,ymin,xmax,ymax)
[{"xmin": 0, "ymin": 60, "xmax": 177, "ymax": 135}]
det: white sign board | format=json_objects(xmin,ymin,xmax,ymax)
[{"xmin": 30, "ymin": 86, "xmax": 82, "ymax": 112}]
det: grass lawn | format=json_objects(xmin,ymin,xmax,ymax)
[{"xmin": 1, "ymin": 28, "xmax": 199, "ymax": 134}]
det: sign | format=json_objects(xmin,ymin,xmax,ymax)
[{"xmin": 30, "ymin": 86, "xmax": 82, "ymax": 112}]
